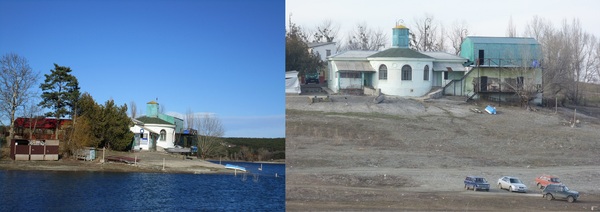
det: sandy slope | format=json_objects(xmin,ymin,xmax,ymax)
[{"xmin": 286, "ymin": 95, "xmax": 600, "ymax": 211}]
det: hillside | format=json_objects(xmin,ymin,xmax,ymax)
[{"xmin": 286, "ymin": 95, "xmax": 600, "ymax": 211}]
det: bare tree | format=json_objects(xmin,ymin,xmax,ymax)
[
  {"xmin": 435, "ymin": 25, "xmax": 447, "ymax": 52},
  {"xmin": 580, "ymin": 35, "xmax": 599, "ymax": 83},
  {"xmin": 410, "ymin": 14, "xmax": 443, "ymax": 51},
  {"xmin": 129, "ymin": 101, "xmax": 137, "ymax": 118},
  {"xmin": 595, "ymin": 40, "xmax": 600, "ymax": 82},
  {"xmin": 0, "ymin": 53, "xmax": 39, "ymax": 143},
  {"xmin": 566, "ymin": 19, "xmax": 593, "ymax": 104},
  {"xmin": 502, "ymin": 49, "xmax": 542, "ymax": 111},
  {"xmin": 448, "ymin": 20, "xmax": 469, "ymax": 55},
  {"xmin": 22, "ymin": 100, "xmax": 43, "ymax": 139},
  {"xmin": 287, "ymin": 13, "xmax": 310, "ymax": 43},
  {"xmin": 506, "ymin": 16, "xmax": 517, "ymax": 37},
  {"xmin": 256, "ymin": 147, "xmax": 270, "ymax": 161},
  {"xmin": 524, "ymin": 15, "xmax": 550, "ymax": 41},
  {"xmin": 184, "ymin": 108, "xmax": 196, "ymax": 130},
  {"xmin": 522, "ymin": 17, "xmax": 600, "ymax": 106},
  {"xmin": 343, "ymin": 23, "xmax": 388, "ymax": 51},
  {"xmin": 311, "ymin": 20, "xmax": 342, "ymax": 52},
  {"xmin": 195, "ymin": 113, "xmax": 225, "ymax": 159},
  {"xmin": 239, "ymin": 146, "xmax": 253, "ymax": 161},
  {"xmin": 311, "ymin": 20, "xmax": 339, "ymax": 43}
]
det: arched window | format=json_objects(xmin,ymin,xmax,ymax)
[
  {"xmin": 423, "ymin": 65, "xmax": 429, "ymax": 81},
  {"xmin": 378, "ymin": 64, "xmax": 387, "ymax": 80},
  {"xmin": 401, "ymin": 65, "xmax": 412, "ymax": 80},
  {"xmin": 160, "ymin": 129, "xmax": 166, "ymax": 141}
]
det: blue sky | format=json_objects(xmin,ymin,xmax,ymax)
[{"xmin": 0, "ymin": 0, "xmax": 285, "ymax": 138}]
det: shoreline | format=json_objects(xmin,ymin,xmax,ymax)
[
  {"xmin": 0, "ymin": 149, "xmax": 283, "ymax": 174},
  {"xmin": 0, "ymin": 152, "xmax": 284, "ymax": 175}
]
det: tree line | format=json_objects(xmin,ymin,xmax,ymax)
[
  {"xmin": 222, "ymin": 137, "xmax": 285, "ymax": 162},
  {"xmin": 287, "ymin": 14, "xmax": 600, "ymax": 106}
]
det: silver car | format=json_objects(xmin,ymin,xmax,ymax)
[{"xmin": 497, "ymin": 176, "xmax": 527, "ymax": 192}]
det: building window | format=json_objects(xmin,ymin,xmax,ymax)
[
  {"xmin": 326, "ymin": 49, "xmax": 331, "ymax": 57},
  {"xmin": 340, "ymin": 72, "xmax": 360, "ymax": 78},
  {"xmin": 401, "ymin": 65, "xmax": 412, "ymax": 80},
  {"xmin": 379, "ymin": 64, "xmax": 387, "ymax": 80},
  {"xmin": 423, "ymin": 65, "xmax": 429, "ymax": 81},
  {"xmin": 443, "ymin": 71, "xmax": 449, "ymax": 80},
  {"xmin": 160, "ymin": 129, "xmax": 166, "ymax": 141}
]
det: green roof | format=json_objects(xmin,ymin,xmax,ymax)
[
  {"xmin": 136, "ymin": 116, "xmax": 173, "ymax": 125},
  {"xmin": 369, "ymin": 48, "xmax": 432, "ymax": 59}
]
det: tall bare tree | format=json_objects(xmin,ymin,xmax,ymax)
[
  {"xmin": 524, "ymin": 15, "xmax": 550, "ymax": 41},
  {"xmin": 0, "ymin": 53, "xmax": 39, "ymax": 143},
  {"xmin": 448, "ymin": 20, "xmax": 469, "ymax": 55},
  {"xmin": 185, "ymin": 108, "xmax": 196, "ymax": 130},
  {"xmin": 129, "ymin": 101, "xmax": 137, "ymax": 118},
  {"xmin": 195, "ymin": 114, "xmax": 225, "ymax": 159},
  {"xmin": 566, "ymin": 19, "xmax": 593, "ymax": 104},
  {"xmin": 523, "ymin": 17, "xmax": 600, "ymax": 106},
  {"xmin": 506, "ymin": 16, "xmax": 517, "ymax": 37},
  {"xmin": 436, "ymin": 25, "xmax": 447, "ymax": 52},
  {"xmin": 344, "ymin": 23, "xmax": 387, "ymax": 51}
]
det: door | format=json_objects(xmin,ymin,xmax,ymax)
[
  {"xmin": 364, "ymin": 73, "xmax": 373, "ymax": 87},
  {"xmin": 478, "ymin": 50, "xmax": 485, "ymax": 65},
  {"xmin": 480, "ymin": 76, "xmax": 488, "ymax": 92}
]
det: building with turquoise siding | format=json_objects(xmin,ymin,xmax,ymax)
[
  {"xmin": 129, "ymin": 101, "xmax": 184, "ymax": 151},
  {"xmin": 444, "ymin": 36, "xmax": 543, "ymax": 105}
]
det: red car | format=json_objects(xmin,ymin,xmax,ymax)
[{"xmin": 535, "ymin": 174, "xmax": 561, "ymax": 189}]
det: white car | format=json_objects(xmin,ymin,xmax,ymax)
[{"xmin": 497, "ymin": 176, "xmax": 527, "ymax": 192}]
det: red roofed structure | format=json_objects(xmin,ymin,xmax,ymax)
[{"xmin": 13, "ymin": 117, "xmax": 72, "ymax": 140}]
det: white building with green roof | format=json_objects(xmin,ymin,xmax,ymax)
[
  {"xmin": 130, "ymin": 101, "xmax": 183, "ymax": 151},
  {"xmin": 327, "ymin": 25, "xmax": 467, "ymax": 97}
]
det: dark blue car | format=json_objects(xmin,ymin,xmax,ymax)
[{"xmin": 464, "ymin": 176, "xmax": 490, "ymax": 191}]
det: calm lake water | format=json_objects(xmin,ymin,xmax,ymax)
[{"xmin": 0, "ymin": 162, "xmax": 285, "ymax": 211}]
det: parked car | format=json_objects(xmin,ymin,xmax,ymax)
[
  {"xmin": 464, "ymin": 176, "xmax": 490, "ymax": 191},
  {"xmin": 535, "ymin": 174, "xmax": 561, "ymax": 189},
  {"xmin": 497, "ymin": 176, "xmax": 527, "ymax": 192},
  {"xmin": 542, "ymin": 184, "xmax": 579, "ymax": 203},
  {"xmin": 305, "ymin": 72, "xmax": 320, "ymax": 84}
]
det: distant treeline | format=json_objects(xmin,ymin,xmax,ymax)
[{"xmin": 222, "ymin": 137, "xmax": 285, "ymax": 161}]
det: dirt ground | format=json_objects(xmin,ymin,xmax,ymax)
[
  {"xmin": 0, "ymin": 148, "xmax": 231, "ymax": 174},
  {"xmin": 286, "ymin": 93, "xmax": 600, "ymax": 211}
]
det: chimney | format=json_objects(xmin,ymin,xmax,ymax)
[{"xmin": 392, "ymin": 24, "xmax": 410, "ymax": 48}]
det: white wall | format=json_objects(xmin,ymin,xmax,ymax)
[
  {"xmin": 371, "ymin": 60, "xmax": 433, "ymax": 97},
  {"xmin": 312, "ymin": 43, "xmax": 336, "ymax": 61},
  {"xmin": 130, "ymin": 124, "xmax": 176, "ymax": 151}
]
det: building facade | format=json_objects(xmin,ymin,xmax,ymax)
[
  {"xmin": 130, "ymin": 101, "xmax": 183, "ymax": 151},
  {"xmin": 327, "ymin": 25, "xmax": 466, "ymax": 97},
  {"xmin": 454, "ymin": 36, "xmax": 543, "ymax": 105}
]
